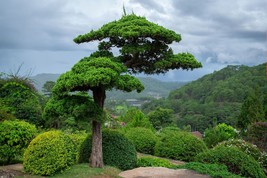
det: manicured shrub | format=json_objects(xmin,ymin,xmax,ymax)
[
  {"xmin": 175, "ymin": 162, "xmax": 243, "ymax": 178},
  {"xmin": 125, "ymin": 127, "xmax": 158, "ymax": 154},
  {"xmin": 23, "ymin": 130, "xmax": 76, "ymax": 176},
  {"xmin": 79, "ymin": 130, "xmax": 136, "ymax": 170},
  {"xmin": 155, "ymin": 131, "xmax": 207, "ymax": 161},
  {"xmin": 0, "ymin": 120, "xmax": 37, "ymax": 163},
  {"xmin": 204, "ymin": 123, "xmax": 238, "ymax": 148},
  {"xmin": 137, "ymin": 156, "xmax": 174, "ymax": 168},
  {"xmin": 195, "ymin": 145, "xmax": 265, "ymax": 178},
  {"xmin": 217, "ymin": 139, "xmax": 266, "ymax": 169}
]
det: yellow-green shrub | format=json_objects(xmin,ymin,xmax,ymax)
[{"xmin": 23, "ymin": 130, "xmax": 76, "ymax": 176}]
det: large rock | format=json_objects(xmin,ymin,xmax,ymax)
[{"xmin": 119, "ymin": 167, "xmax": 211, "ymax": 178}]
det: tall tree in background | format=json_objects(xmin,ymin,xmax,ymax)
[
  {"xmin": 72, "ymin": 14, "xmax": 202, "ymax": 168},
  {"xmin": 237, "ymin": 88, "xmax": 265, "ymax": 131},
  {"xmin": 42, "ymin": 81, "xmax": 55, "ymax": 97}
]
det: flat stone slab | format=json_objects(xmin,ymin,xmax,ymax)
[{"xmin": 119, "ymin": 167, "xmax": 211, "ymax": 178}]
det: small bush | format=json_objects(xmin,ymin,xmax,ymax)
[
  {"xmin": 204, "ymin": 123, "xmax": 238, "ymax": 148},
  {"xmin": 137, "ymin": 156, "xmax": 174, "ymax": 168},
  {"xmin": 0, "ymin": 120, "xmax": 37, "ymax": 163},
  {"xmin": 79, "ymin": 130, "xmax": 136, "ymax": 170},
  {"xmin": 155, "ymin": 131, "xmax": 207, "ymax": 161},
  {"xmin": 217, "ymin": 139, "xmax": 266, "ymax": 169},
  {"xmin": 195, "ymin": 145, "xmax": 265, "ymax": 178},
  {"xmin": 23, "ymin": 130, "xmax": 76, "ymax": 176},
  {"xmin": 125, "ymin": 127, "xmax": 158, "ymax": 154},
  {"xmin": 175, "ymin": 162, "xmax": 243, "ymax": 178}
]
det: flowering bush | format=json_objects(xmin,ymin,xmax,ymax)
[
  {"xmin": 217, "ymin": 139, "xmax": 267, "ymax": 170},
  {"xmin": 195, "ymin": 145, "xmax": 265, "ymax": 178}
]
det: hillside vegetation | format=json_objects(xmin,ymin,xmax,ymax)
[{"xmin": 142, "ymin": 63, "xmax": 267, "ymax": 132}]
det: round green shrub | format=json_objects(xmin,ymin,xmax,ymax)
[
  {"xmin": 217, "ymin": 139, "xmax": 266, "ymax": 169},
  {"xmin": 137, "ymin": 156, "xmax": 174, "ymax": 168},
  {"xmin": 204, "ymin": 123, "xmax": 238, "ymax": 148},
  {"xmin": 79, "ymin": 130, "xmax": 136, "ymax": 170},
  {"xmin": 23, "ymin": 130, "xmax": 76, "ymax": 176},
  {"xmin": 125, "ymin": 127, "xmax": 158, "ymax": 155},
  {"xmin": 155, "ymin": 131, "xmax": 207, "ymax": 161},
  {"xmin": 0, "ymin": 120, "xmax": 37, "ymax": 163},
  {"xmin": 195, "ymin": 145, "xmax": 265, "ymax": 178}
]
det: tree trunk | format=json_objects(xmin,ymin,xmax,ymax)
[{"xmin": 90, "ymin": 87, "xmax": 105, "ymax": 168}]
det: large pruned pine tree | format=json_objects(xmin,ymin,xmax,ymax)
[
  {"xmin": 54, "ymin": 14, "xmax": 202, "ymax": 168},
  {"xmin": 53, "ymin": 57, "xmax": 144, "ymax": 167}
]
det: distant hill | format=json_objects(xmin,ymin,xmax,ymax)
[
  {"xmin": 30, "ymin": 73, "xmax": 60, "ymax": 92},
  {"xmin": 30, "ymin": 73, "xmax": 187, "ymax": 100},
  {"xmin": 142, "ymin": 63, "xmax": 267, "ymax": 132}
]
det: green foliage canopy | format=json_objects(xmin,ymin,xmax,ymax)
[
  {"xmin": 53, "ymin": 57, "xmax": 143, "ymax": 97},
  {"xmin": 74, "ymin": 14, "xmax": 202, "ymax": 74}
]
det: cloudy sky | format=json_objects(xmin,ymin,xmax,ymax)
[{"xmin": 0, "ymin": 0, "xmax": 266, "ymax": 81}]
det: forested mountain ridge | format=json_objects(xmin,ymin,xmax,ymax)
[{"xmin": 142, "ymin": 63, "xmax": 267, "ymax": 132}]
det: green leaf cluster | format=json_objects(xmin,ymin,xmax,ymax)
[{"xmin": 0, "ymin": 120, "xmax": 37, "ymax": 163}]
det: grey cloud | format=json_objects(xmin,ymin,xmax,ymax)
[{"xmin": 129, "ymin": 0, "xmax": 166, "ymax": 13}]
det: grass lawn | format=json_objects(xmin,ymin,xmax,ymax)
[{"xmin": 14, "ymin": 164, "xmax": 121, "ymax": 178}]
